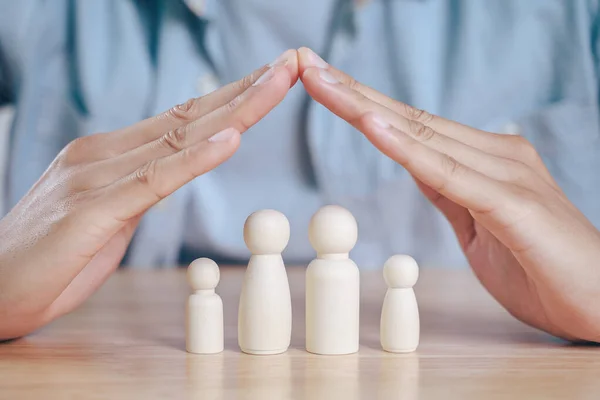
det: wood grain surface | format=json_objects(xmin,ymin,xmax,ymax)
[{"xmin": 1, "ymin": 267, "xmax": 599, "ymax": 399}]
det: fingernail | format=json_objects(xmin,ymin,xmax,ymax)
[
  {"xmin": 304, "ymin": 48, "xmax": 329, "ymax": 68},
  {"xmin": 208, "ymin": 128, "xmax": 238, "ymax": 143},
  {"xmin": 269, "ymin": 51, "xmax": 289, "ymax": 67},
  {"xmin": 370, "ymin": 113, "xmax": 391, "ymax": 129},
  {"xmin": 318, "ymin": 69, "xmax": 339, "ymax": 84},
  {"xmin": 369, "ymin": 113, "xmax": 399, "ymax": 144},
  {"xmin": 253, "ymin": 67, "xmax": 275, "ymax": 86}
]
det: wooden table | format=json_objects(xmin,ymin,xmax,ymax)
[{"xmin": 1, "ymin": 267, "xmax": 599, "ymax": 399}]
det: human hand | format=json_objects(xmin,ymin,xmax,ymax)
[
  {"xmin": 298, "ymin": 47, "xmax": 600, "ymax": 342},
  {"xmin": 0, "ymin": 50, "xmax": 298, "ymax": 340}
]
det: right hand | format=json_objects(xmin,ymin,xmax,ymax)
[
  {"xmin": 298, "ymin": 47, "xmax": 600, "ymax": 342},
  {"xmin": 0, "ymin": 50, "xmax": 298, "ymax": 341}
]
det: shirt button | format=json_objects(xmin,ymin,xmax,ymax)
[
  {"xmin": 196, "ymin": 73, "xmax": 220, "ymax": 96},
  {"xmin": 185, "ymin": 0, "xmax": 206, "ymax": 17},
  {"xmin": 500, "ymin": 121, "xmax": 522, "ymax": 136}
]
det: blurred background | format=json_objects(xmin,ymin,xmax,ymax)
[
  {"xmin": 1, "ymin": 0, "xmax": 599, "ymax": 269},
  {"xmin": 0, "ymin": 106, "xmax": 10, "ymax": 213}
]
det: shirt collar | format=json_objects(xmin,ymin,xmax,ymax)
[
  {"xmin": 183, "ymin": 0, "xmax": 368, "ymax": 20},
  {"xmin": 183, "ymin": 0, "xmax": 425, "ymax": 21}
]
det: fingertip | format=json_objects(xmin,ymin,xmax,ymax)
[
  {"xmin": 223, "ymin": 128, "xmax": 241, "ymax": 153},
  {"xmin": 219, "ymin": 131, "xmax": 242, "ymax": 160},
  {"xmin": 208, "ymin": 127, "xmax": 241, "ymax": 144},
  {"xmin": 269, "ymin": 49, "xmax": 299, "ymax": 88},
  {"xmin": 194, "ymin": 128, "xmax": 240, "ymax": 162},
  {"xmin": 272, "ymin": 64, "xmax": 294, "ymax": 92},
  {"xmin": 282, "ymin": 49, "xmax": 300, "ymax": 87},
  {"xmin": 229, "ymin": 128, "xmax": 242, "ymax": 147},
  {"xmin": 252, "ymin": 64, "xmax": 293, "ymax": 95},
  {"xmin": 220, "ymin": 130, "xmax": 241, "ymax": 161},
  {"xmin": 359, "ymin": 112, "xmax": 404, "ymax": 156},
  {"xmin": 299, "ymin": 66, "xmax": 321, "ymax": 87},
  {"xmin": 300, "ymin": 67, "xmax": 338, "ymax": 102},
  {"xmin": 297, "ymin": 47, "xmax": 311, "ymax": 76},
  {"xmin": 298, "ymin": 47, "xmax": 328, "ymax": 76},
  {"xmin": 362, "ymin": 112, "xmax": 392, "ymax": 130}
]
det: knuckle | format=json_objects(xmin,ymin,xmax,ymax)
[
  {"xmin": 226, "ymin": 94, "xmax": 244, "ymax": 113},
  {"xmin": 64, "ymin": 137, "xmax": 86, "ymax": 154},
  {"xmin": 167, "ymin": 98, "xmax": 198, "ymax": 122},
  {"xmin": 409, "ymin": 120, "xmax": 436, "ymax": 142},
  {"xmin": 240, "ymin": 74, "xmax": 255, "ymax": 90},
  {"xmin": 65, "ymin": 165, "xmax": 92, "ymax": 193},
  {"xmin": 135, "ymin": 160, "xmax": 159, "ymax": 191},
  {"xmin": 236, "ymin": 116, "xmax": 252, "ymax": 132},
  {"xmin": 346, "ymin": 76, "xmax": 361, "ymax": 91},
  {"xmin": 68, "ymin": 190, "xmax": 92, "ymax": 209},
  {"xmin": 502, "ymin": 158, "xmax": 530, "ymax": 183},
  {"xmin": 441, "ymin": 154, "xmax": 462, "ymax": 179},
  {"xmin": 503, "ymin": 186, "xmax": 545, "ymax": 222},
  {"xmin": 522, "ymin": 142, "xmax": 542, "ymax": 164},
  {"xmin": 351, "ymin": 90, "xmax": 370, "ymax": 111},
  {"xmin": 226, "ymin": 95, "xmax": 253, "ymax": 132},
  {"xmin": 435, "ymin": 155, "xmax": 464, "ymax": 193},
  {"xmin": 510, "ymin": 135, "xmax": 543, "ymax": 165},
  {"xmin": 404, "ymin": 104, "xmax": 434, "ymax": 124},
  {"xmin": 59, "ymin": 137, "xmax": 92, "ymax": 165},
  {"xmin": 159, "ymin": 127, "xmax": 187, "ymax": 152},
  {"xmin": 517, "ymin": 161, "xmax": 542, "ymax": 184},
  {"xmin": 180, "ymin": 147, "xmax": 204, "ymax": 176}
]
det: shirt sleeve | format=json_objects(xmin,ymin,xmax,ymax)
[{"xmin": 0, "ymin": 0, "xmax": 39, "ymax": 106}]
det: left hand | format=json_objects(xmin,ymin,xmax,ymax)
[
  {"xmin": 0, "ymin": 50, "xmax": 298, "ymax": 340},
  {"xmin": 298, "ymin": 47, "xmax": 600, "ymax": 342}
]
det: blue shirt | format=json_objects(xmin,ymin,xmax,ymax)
[
  {"xmin": 181, "ymin": 0, "xmax": 335, "ymax": 263},
  {"xmin": 1, "ymin": 0, "xmax": 599, "ymax": 268}
]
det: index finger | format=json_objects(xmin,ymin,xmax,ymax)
[
  {"xmin": 100, "ymin": 49, "xmax": 299, "ymax": 156},
  {"xmin": 298, "ymin": 47, "xmax": 509, "ymax": 153}
]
